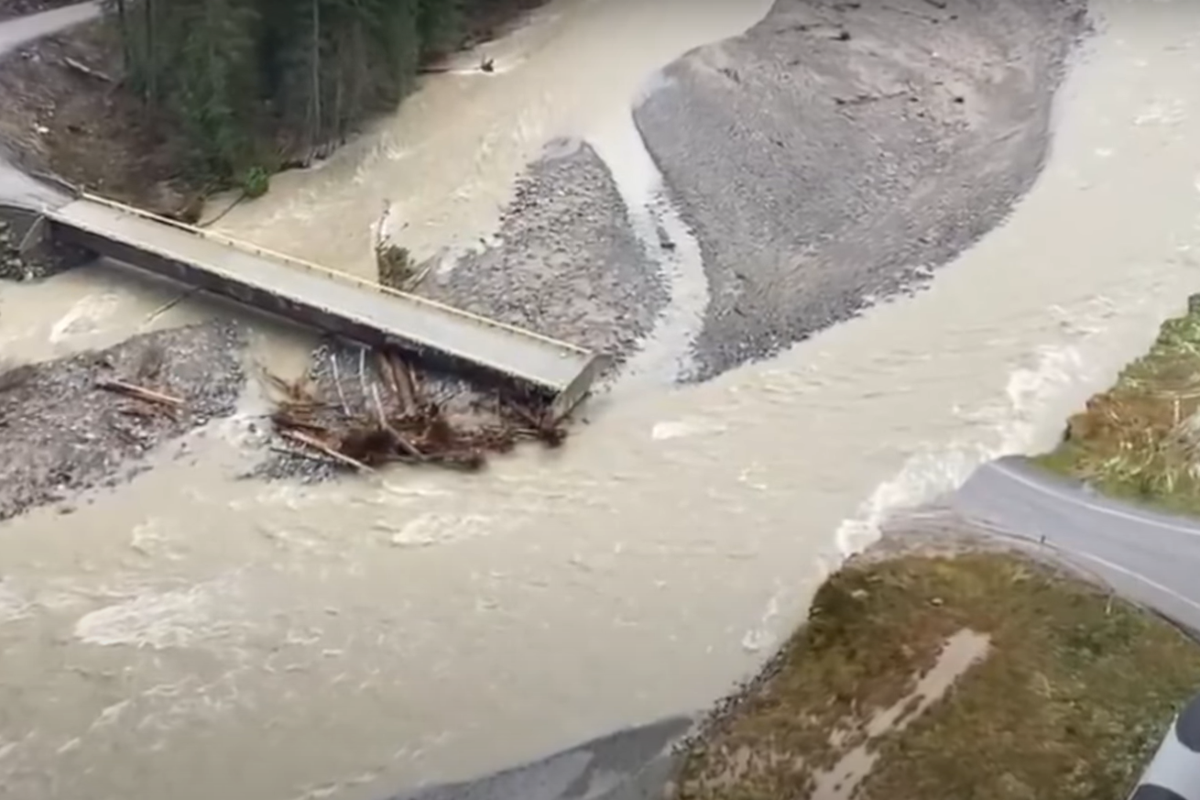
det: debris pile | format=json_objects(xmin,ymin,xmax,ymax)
[
  {"xmin": 0, "ymin": 212, "xmax": 91, "ymax": 281},
  {"xmin": 265, "ymin": 343, "xmax": 566, "ymax": 474},
  {"xmin": 0, "ymin": 219, "xmax": 31, "ymax": 280}
]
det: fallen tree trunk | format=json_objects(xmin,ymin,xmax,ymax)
[
  {"xmin": 96, "ymin": 378, "xmax": 183, "ymax": 407},
  {"xmin": 63, "ymin": 56, "xmax": 112, "ymax": 83},
  {"xmin": 280, "ymin": 429, "xmax": 373, "ymax": 472}
]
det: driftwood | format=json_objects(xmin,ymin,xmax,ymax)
[
  {"xmin": 267, "ymin": 347, "xmax": 567, "ymax": 474},
  {"xmin": 418, "ymin": 57, "xmax": 494, "ymax": 76},
  {"xmin": 96, "ymin": 378, "xmax": 183, "ymax": 407},
  {"xmin": 281, "ymin": 429, "xmax": 372, "ymax": 472},
  {"xmin": 140, "ymin": 289, "xmax": 198, "ymax": 330},
  {"xmin": 63, "ymin": 56, "xmax": 112, "ymax": 83},
  {"xmin": 394, "ymin": 352, "xmax": 418, "ymax": 413}
]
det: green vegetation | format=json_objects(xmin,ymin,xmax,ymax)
[
  {"xmin": 677, "ymin": 553, "xmax": 1200, "ymax": 800},
  {"xmin": 1034, "ymin": 302, "xmax": 1200, "ymax": 514},
  {"xmin": 375, "ymin": 241, "xmax": 415, "ymax": 289},
  {"xmin": 104, "ymin": 0, "xmax": 510, "ymax": 184},
  {"xmin": 241, "ymin": 165, "xmax": 271, "ymax": 199}
]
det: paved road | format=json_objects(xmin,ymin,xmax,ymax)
[
  {"xmin": 391, "ymin": 717, "xmax": 691, "ymax": 800},
  {"xmin": 0, "ymin": 0, "xmax": 96, "ymax": 51},
  {"xmin": 0, "ymin": 1, "xmax": 97, "ymax": 208},
  {"xmin": 954, "ymin": 456, "xmax": 1200, "ymax": 633}
]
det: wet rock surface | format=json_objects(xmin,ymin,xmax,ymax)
[
  {"xmin": 393, "ymin": 717, "xmax": 692, "ymax": 800},
  {"xmin": 635, "ymin": 0, "xmax": 1089, "ymax": 380},
  {"xmin": 0, "ymin": 320, "xmax": 245, "ymax": 520},
  {"xmin": 420, "ymin": 138, "xmax": 667, "ymax": 366}
]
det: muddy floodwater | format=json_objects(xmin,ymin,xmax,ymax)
[{"xmin": 1, "ymin": 0, "xmax": 1200, "ymax": 798}]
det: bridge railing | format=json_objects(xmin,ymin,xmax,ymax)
[{"xmin": 78, "ymin": 192, "xmax": 592, "ymax": 358}]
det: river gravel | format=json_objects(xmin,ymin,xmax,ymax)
[
  {"xmin": 635, "ymin": 0, "xmax": 1090, "ymax": 380},
  {"xmin": 0, "ymin": 319, "xmax": 245, "ymax": 520},
  {"xmin": 421, "ymin": 138, "xmax": 667, "ymax": 366}
]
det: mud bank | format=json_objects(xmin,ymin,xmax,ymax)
[
  {"xmin": 635, "ymin": 0, "xmax": 1089, "ymax": 379},
  {"xmin": 422, "ymin": 139, "xmax": 666, "ymax": 363}
]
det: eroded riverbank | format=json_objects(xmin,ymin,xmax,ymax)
[{"xmin": 1, "ymin": 0, "xmax": 1200, "ymax": 799}]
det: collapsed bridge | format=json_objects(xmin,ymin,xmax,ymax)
[{"xmin": 9, "ymin": 190, "xmax": 605, "ymax": 422}]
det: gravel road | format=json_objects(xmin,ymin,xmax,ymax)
[{"xmin": 635, "ymin": 0, "xmax": 1089, "ymax": 379}]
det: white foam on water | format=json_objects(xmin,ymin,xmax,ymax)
[
  {"xmin": 0, "ymin": 580, "xmax": 31, "ymax": 625},
  {"xmin": 388, "ymin": 513, "xmax": 500, "ymax": 549},
  {"xmin": 834, "ymin": 315, "xmax": 1126, "ymax": 558},
  {"xmin": 48, "ymin": 292, "xmax": 121, "ymax": 344},
  {"xmin": 73, "ymin": 576, "xmax": 244, "ymax": 650},
  {"xmin": 650, "ymin": 416, "xmax": 727, "ymax": 441},
  {"xmin": 590, "ymin": 116, "xmax": 708, "ymax": 386}
]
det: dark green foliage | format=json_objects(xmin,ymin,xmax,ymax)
[
  {"xmin": 109, "ymin": 0, "xmax": 477, "ymax": 184},
  {"xmin": 241, "ymin": 165, "xmax": 270, "ymax": 198},
  {"xmin": 418, "ymin": 0, "xmax": 464, "ymax": 56}
]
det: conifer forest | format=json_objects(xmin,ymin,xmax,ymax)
[{"xmin": 104, "ymin": 0, "xmax": 494, "ymax": 182}]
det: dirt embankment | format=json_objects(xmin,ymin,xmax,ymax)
[
  {"xmin": 0, "ymin": 21, "xmax": 191, "ymax": 212},
  {"xmin": 0, "ymin": 0, "xmax": 553, "ymax": 216},
  {"xmin": 1035, "ymin": 299, "xmax": 1200, "ymax": 516},
  {"xmin": 635, "ymin": 0, "xmax": 1090, "ymax": 380},
  {"xmin": 675, "ymin": 538, "xmax": 1200, "ymax": 800},
  {"xmin": 0, "ymin": 321, "xmax": 245, "ymax": 521}
]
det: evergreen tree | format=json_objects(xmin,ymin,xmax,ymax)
[{"xmin": 106, "ymin": 0, "xmax": 476, "ymax": 182}]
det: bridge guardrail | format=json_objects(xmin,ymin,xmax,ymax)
[{"xmin": 78, "ymin": 192, "xmax": 591, "ymax": 359}]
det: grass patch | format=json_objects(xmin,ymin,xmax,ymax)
[
  {"xmin": 676, "ymin": 553, "xmax": 1200, "ymax": 800},
  {"xmin": 1033, "ymin": 303, "xmax": 1200, "ymax": 514}
]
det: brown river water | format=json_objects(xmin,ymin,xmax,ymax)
[{"xmin": 1, "ymin": 0, "xmax": 1200, "ymax": 798}]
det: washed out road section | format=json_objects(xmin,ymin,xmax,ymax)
[
  {"xmin": 955, "ymin": 457, "xmax": 1200, "ymax": 633},
  {"xmin": 413, "ymin": 454, "xmax": 1200, "ymax": 800}
]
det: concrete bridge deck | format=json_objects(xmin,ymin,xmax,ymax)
[{"xmin": 43, "ymin": 193, "xmax": 605, "ymax": 419}]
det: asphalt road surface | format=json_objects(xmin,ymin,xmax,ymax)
[
  {"xmin": 391, "ymin": 717, "xmax": 691, "ymax": 800},
  {"xmin": 0, "ymin": 0, "xmax": 94, "ymax": 54},
  {"xmin": 954, "ymin": 456, "xmax": 1200, "ymax": 634},
  {"xmin": 0, "ymin": 1, "xmax": 95, "ymax": 208}
]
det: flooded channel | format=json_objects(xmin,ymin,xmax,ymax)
[{"xmin": 1, "ymin": 0, "xmax": 1200, "ymax": 798}]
